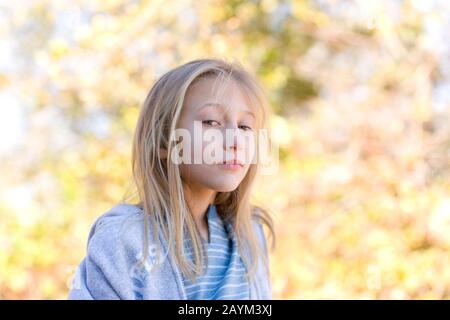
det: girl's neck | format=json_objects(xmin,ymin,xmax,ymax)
[{"xmin": 183, "ymin": 183, "xmax": 217, "ymax": 239}]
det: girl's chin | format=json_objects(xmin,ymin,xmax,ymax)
[
  {"xmin": 207, "ymin": 182, "xmax": 241, "ymax": 193},
  {"xmin": 214, "ymin": 187, "xmax": 239, "ymax": 192}
]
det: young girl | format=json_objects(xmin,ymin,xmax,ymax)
[{"xmin": 69, "ymin": 58, "xmax": 275, "ymax": 300}]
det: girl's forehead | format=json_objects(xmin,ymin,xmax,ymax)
[
  {"xmin": 185, "ymin": 77, "xmax": 256, "ymax": 114},
  {"xmin": 190, "ymin": 77, "xmax": 244, "ymax": 98}
]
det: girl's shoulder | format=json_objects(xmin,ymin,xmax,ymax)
[
  {"xmin": 89, "ymin": 202, "xmax": 144, "ymax": 234},
  {"xmin": 84, "ymin": 203, "xmax": 156, "ymax": 262},
  {"xmin": 70, "ymin": 203, "xmax": 166, "ymax": 299}
]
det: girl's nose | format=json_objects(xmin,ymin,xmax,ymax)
[{"xmin": 223, "ymin": 126, "xmax": 245, "ymax": 152}]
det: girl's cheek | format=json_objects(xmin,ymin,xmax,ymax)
[
  {"xmin": 202, "ymin": 140, "xmax": 224, "ymax": 165},
  {"xmin": 240, "ymin": 134, "xmax": 257, "ymax": 165}
]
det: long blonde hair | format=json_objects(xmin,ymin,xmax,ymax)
[{"xmin": 123, "ymin": 58, "xmax": 275, "ymax": 283}]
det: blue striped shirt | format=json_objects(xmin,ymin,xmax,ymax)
[{"xmin": 182, "ymin": 204, "xmax": 250, "ymax": 300}]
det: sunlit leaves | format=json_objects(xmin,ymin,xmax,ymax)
[{"xmin": 1, "ymin": 0, "xmax": 450, "ymax": 300}]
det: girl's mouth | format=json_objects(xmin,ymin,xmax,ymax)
[{"xmin": 217, "ymin": 159, "xmax": 243, "ymax": 170}]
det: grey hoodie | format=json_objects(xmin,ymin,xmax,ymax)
[{"xmin": 68, "ymin": 203, "xmax": 272, "ymax": 300}]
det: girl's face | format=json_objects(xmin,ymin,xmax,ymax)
[{"xmin": 176, "ymin": 77, "xmax": 257, "ymax": 192}]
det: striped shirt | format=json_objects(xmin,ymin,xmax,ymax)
[{"xmin": 182, "ymin": 204, "xmax": 250, "ymax": 300}]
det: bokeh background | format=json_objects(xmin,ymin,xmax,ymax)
[{"xmin": 1, "ymin": 0, "xmax": 450, "ymax": 299}]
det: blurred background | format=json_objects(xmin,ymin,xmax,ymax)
[{"xmin": 1, "ymin": 0, "xmax": 450, "ymax": 299}]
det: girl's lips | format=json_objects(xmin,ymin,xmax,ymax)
[
  {"xmin": 216, "ymin": 160, "xmax": 244, "ymax": 170},
  {"xmin": 223, "ymin": 159, "xmax": 243, "ymax": 166},
  {"xmin": 217, "ymin": 163, "xmax": 242, "ymax": 170}
]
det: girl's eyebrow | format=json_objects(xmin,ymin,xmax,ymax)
[{"xmin": 196, "ymin": 102, "xmax": 255, "ymax": 119}]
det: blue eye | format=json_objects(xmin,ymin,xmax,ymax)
[{"xmin": 202, "ymin": 120, "xmax": 220, "ymax": 126}]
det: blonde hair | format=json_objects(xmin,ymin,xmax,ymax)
[{"xmin": 123, "ymin": 58, "xmax": 275, "ymax": 283}]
